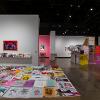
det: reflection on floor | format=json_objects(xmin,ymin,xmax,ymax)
[
  {"xmin": 39, "ymin": 57, "xmax": 100, "ymax": 100},
  {"xmin": 39, "ymin": 57, "xmax": 50, "ymax": 66}
]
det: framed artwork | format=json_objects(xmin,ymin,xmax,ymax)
[
  {"xmin": 40, "ymin": 44, "xmax": 45, "ymax": 50},
  {"xmin": 3, "ymin": 40, "xmax": 18, "ymax": 51}
]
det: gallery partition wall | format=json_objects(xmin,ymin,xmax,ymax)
[{"xmin": 0, "ymin": 15, "xmax": 39, "ymax": 65}]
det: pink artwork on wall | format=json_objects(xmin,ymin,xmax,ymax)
[{"xmin": 39, "ymin": 35, "xmax": 50, "ymax": 57}]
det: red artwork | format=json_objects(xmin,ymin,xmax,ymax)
[
  {"xmin": 3, "ymin": 40, "xmax": 17, "ymax": 51},
  {"xmin": 95, "ymin": 46, "xmax": 100, "ymax": 54}
]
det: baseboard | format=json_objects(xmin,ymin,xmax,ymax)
[
  {"xmin": 39, "ymin": 57, "xmax": 71, "ymax": 58},
  {"xmin": 55, "ymin": 57, "xmax": 71, "ymax": 58},
  {"xmin": 39, "ymin": 57, "xmax": 49, "ymax": 58}
]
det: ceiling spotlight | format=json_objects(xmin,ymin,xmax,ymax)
[
  {"xmin": 75, "ymin": 25, "xmax": 78, "ymax": 28},
  {"xmin": 90, "ymin": 8, "xmax": 93, "ymax": 11},
  {"xmin": 77, "ymin": 5, "xmax": 80, "ymax": 8},
  {"xmin": 66, "ymin": 29, "xmax": 69, "ymax": 32},
  {"xmin": 69, "ymin": 15, "xmax": 72, "ymax": 18},
  {"xmin": 88, "ymin": 28, "xmax": 90, "ymax": 31},
  {"xmin": 70, "ymin": 4, "xmax": 73, "ymax": 7},
  {"xmin": 58, "ymin": 24, "xmax": 61, "ymax": 28},
  {"xmin": 56, "ymin": 13, "xmax": 60, "ymax": 16},
  {"xmin": 87, "ymin": 14, "xmax": 90, "ymax": 17}
]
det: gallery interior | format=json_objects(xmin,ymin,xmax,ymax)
[{"xmin": 0, "ymin": 0, "xmax": 100, "ymax": 100}]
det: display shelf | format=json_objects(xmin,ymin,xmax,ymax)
[
  {"xmin": 0, "ymin": 66, "xmax": 80, "ymax": 100},
  {"xmin": 0, "ymin": 53, "xmax": 32, "ymax": 64}
]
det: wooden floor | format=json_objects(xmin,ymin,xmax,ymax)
[{"xmin": 39, "ymin": 58, "xmax": 100, "ymax": 100}]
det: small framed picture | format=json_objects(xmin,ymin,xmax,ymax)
[{"xmin": 3, "ymin": 40, "xmax": 18, "ymax": 51}]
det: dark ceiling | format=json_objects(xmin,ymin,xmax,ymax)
[{"xmin": 0, "ymin": 0, "xmax": 100, "ymax": 35}]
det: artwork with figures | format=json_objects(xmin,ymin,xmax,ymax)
[
  {"xmin": 3, "ymin": 40, "xmax": 17, "ymax": 51},
  {"xmin": 40, "ymin": 44, "xmax": 46, "ymax": 57},
  {"xmin": 40, "ymin": 44, "xmax": 45, "ymax": 50}
]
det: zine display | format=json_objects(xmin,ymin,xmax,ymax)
[
  {"xmin": 3, "ymin": 87, "xmax": 43, "ymax": 98},
  {"xmin": 0, "ymin": 65, "xmax": 80, "ymax": 98},
  {"xmin": 0, "ymin": 86, "xmax": 9, "ymax": 96}
]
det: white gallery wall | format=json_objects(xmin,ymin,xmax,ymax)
[
  {"xmin": 50, "ymin": 31, "xmax": 56, "ymax": 54},
  {"xmin": 0, "ymin": 15, "xmax": 39, "ymax": 65},
  {"xmin": 55, "ymin": 36, "xmax": 86, "ymax": 57}
]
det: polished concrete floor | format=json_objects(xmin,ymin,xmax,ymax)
[{"xmin": 39, "ymin": 57, "xmax": 100, "ymax": 100}]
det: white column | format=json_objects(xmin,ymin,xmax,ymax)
[
  {"xmin": 32, "ymin": 16, "xmax": 40, "ymax": 65},
  {"xmin": 50, "ymin": 31, "xmax": 56, "ymax": 60}
]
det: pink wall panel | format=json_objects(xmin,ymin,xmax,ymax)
[{"xmin": 39, "ymin": 35, "xmax": 50, "ymax": 57}]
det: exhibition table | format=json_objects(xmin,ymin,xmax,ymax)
[{"xmin": 0, "ymin": 66, "xmax": 80, "ymax": 100}]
